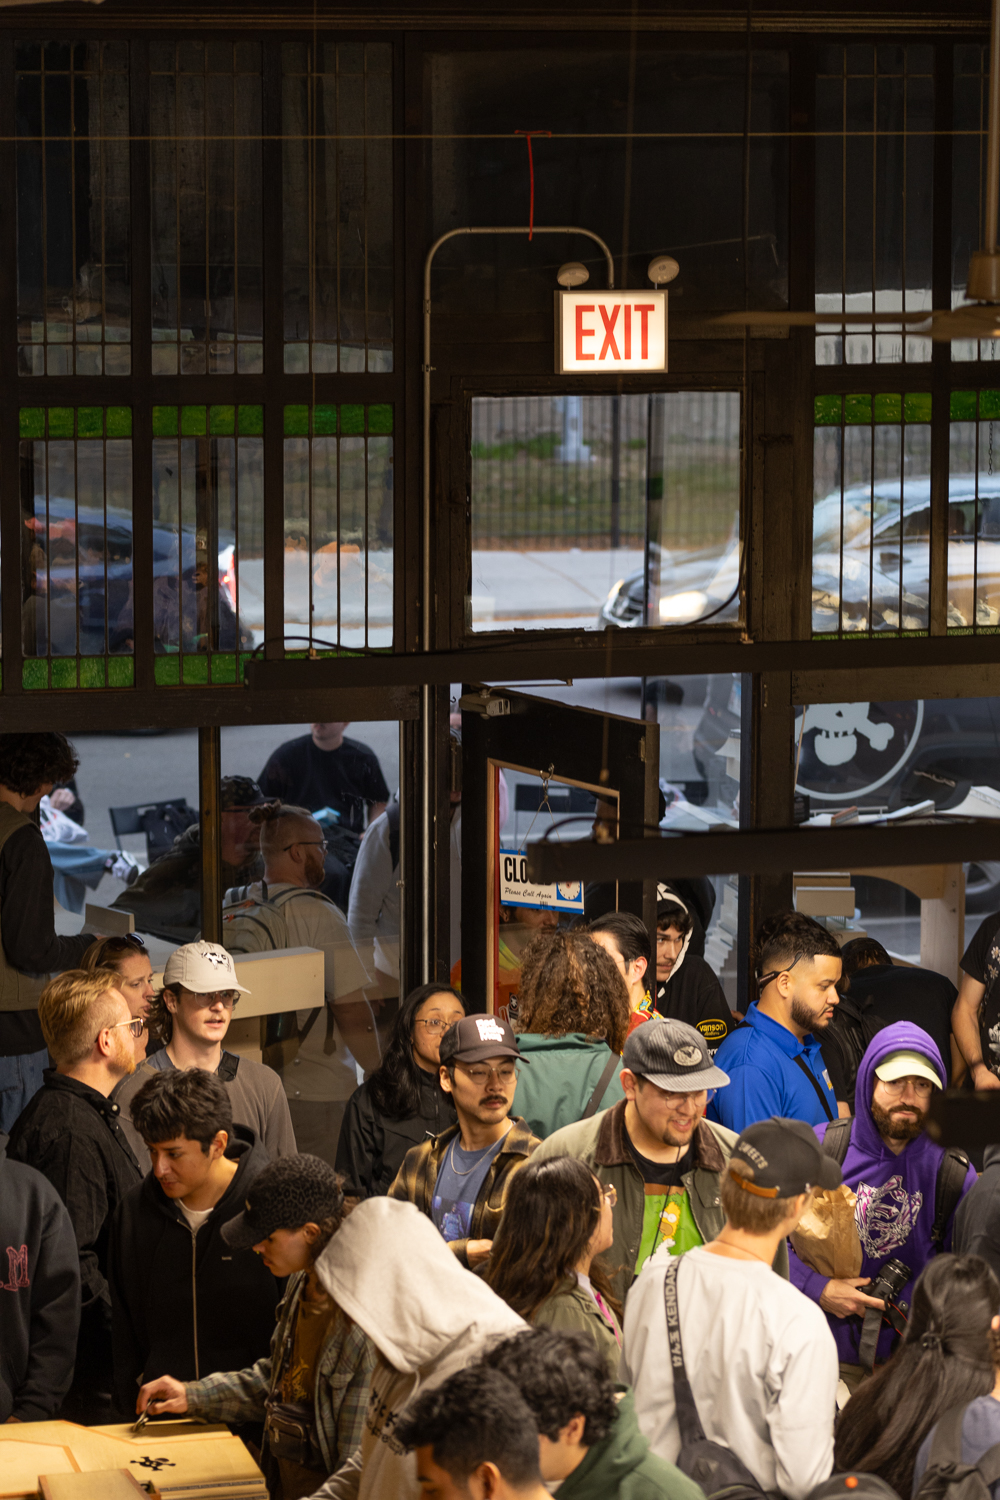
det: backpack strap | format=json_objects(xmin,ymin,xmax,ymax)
[
  {"xmin": 791, "ymin": 1053, "xmax": 835, "ymax": 1122},
  {"xmin": 932, "ymin": 1148, "xmax": 971, "ymax": 1251},
  {"xmin": 582, "ymin": 1051, "xmax": 619, "ymax": 1120},
  {"xmin": 820, "ymin": 1115, "xmax": 853, "ymax": 1166},
  {"xmin": 924, "ymin": 1404, "xmax": 969, "ymax": 1473},
  {"xmin": 662, "ymin": 1256, "xmax": 708, "ymax": 1448}
]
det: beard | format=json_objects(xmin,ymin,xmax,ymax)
[
  {"xmin": 114, "ymin": 1032, "xmax": 137, "ymax": 1078},
  {"xmin": 871, "ymin": 1099, "xmax": 927, "ymax": 1141},
  {"xmin": 790, "ymin": 996, "xmax": 833, "ymax": 1032},
  {"xmin": 659, "ymin": 1114, "xmax": 698, "ymax": 1147}
]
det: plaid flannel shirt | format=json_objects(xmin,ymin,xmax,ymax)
[
  {"xmin": 387, "ymin": 1115, "xmax": 541, "ymax": 1266},
  {"xmin": 184, "ymin": 1270, "xmax": 375, "ymax": 1475}
]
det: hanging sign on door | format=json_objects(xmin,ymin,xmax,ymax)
[
  {"xmin": 555, "ymin": 291, "xmax": 667, "ymax": 374},
  {"xmin": 499, "ymin": 847, "xmax": 585, "ymax": 912}
]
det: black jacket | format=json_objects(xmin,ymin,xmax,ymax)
[
  {"xmin": 335, "ymin": 1065, "xmax": 456, "ymax": 1197},
  {"xmin": 655, "ymin": 952, "xmax": 734, "ymax": 1051},
  {"xmin": 108, "ymin": 1124, "xmax": 280, "ymax": 1416},
  {"xmin": 0, "ymin": 1131, "xmax": 81, "ymax": 1420},
  {"xmin": 954, "ymin": 1144, "xmax": 1000, "ymax": 1281}
]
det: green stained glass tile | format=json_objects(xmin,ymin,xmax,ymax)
[
  {"xmin": 107, "ymin": 656, "xmax": 134, "ymax": 687},
  {"xmin": 368, "ymin": 404, "xmax": 393, "ymax": 435},
  {"xmin": 51, "ymin": 658, "xmax": 78, "ymax": 689},
  {"xmin": 210, "ymin": 405, "xmax": 236, "ymax": 436},
  {"xmin": 285, "ymin": 404, "xmax": 309, "ymax": 436},
  {"xmin": 903, "ymin": 392, "xmax": 932, "ymax": 423},
  {"xmin": 314, "ymin": 404, "xmax": 338, "ymax": 436},
  {"xmin": 48, "ymin": 408, "xmax": 74, "ymax": 439},
  {"xmin": 107, "ymin": 406, "xmax": 132, "ymax": 438},
  {"xmin": 22, "ymin": 659, "xmax": 48, "ymax": 690},
  {"xmin": 79, "ymin": 657, "xmax": 105, "ymax": 687},
  {"xmin": 951, "ymin": 390, "xmax": 977, "ymax": 421},
  {"xmin": 340, "ymin": 404, "xmax": 364, "ymax": 436},
  {"xmin": 238, "ymin": 404, "xmax": 264, "ymax": 436},
  {"xmin": 814, "ymin": 395, "xmax": 843, "ymax": 425},
  {"xmin": 19, "ymin": 408, "xmax": 45, "ymax": 439},
  {"xmin": 980, "ymin": 390, "xmax": 1000, "ymax": 421},
  {"xmin": 183, "ymin": 654, "xmax": 210, "ymax": 685},
  {"xmin": 154, "ymin": 655, "xmax": 180, "ymax": 686},
  {"xmin": 181, "ymin": 406, "xmax": 208, "ymax": 437},
  {"xmin": 153, "ymin": 406, "xmax": 178, "ymax": 437},
  {"xmin": 77, "ymin": 407, "xmax": 103, "ymax": 438},
  {"xmin": 845, "ymin": 394, "xmax": 873, "ymax": 425},
  {"xmin": 873, "ymin": 393, "xmax": 901, "ymax": 423},
  {"xmin": 211, "ymin": 652, "xmax": 237, "ymax": 684}
]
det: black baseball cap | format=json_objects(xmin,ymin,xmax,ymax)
[
  {"xmin": 220, "ymin": 775, "xmax": 269, "ymax": 811},
  {"xmin": 622, "ymin": 1016, "xmax": 729, "ymax": 1093},
  {"xmin": 439, "ymin": 1013, "xmax": 526, "ymax": 1066},
  {"xmin": 729, "ymin": 1117, "xmax": 842, "ymax": 1198},
  {"xmin": 222, "ymin": 1153, "xmax": 344, "ymax": 1251}
]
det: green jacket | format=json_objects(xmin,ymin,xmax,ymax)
[
  {"xmin": 534, "ymin": 1099, "xmax": 788, "ymax": 1303},
  {"xmin": 534, "ymin": 1277, "xmax": 622, "ymax": 1378},
  {"xmin": 388, "ymin": 1116, "xmax": 541, "ymax": 1268},
  {"xmin": 560, "ymin": 1388, "xmax": 704, "ymax": 1500},
  {"xmin": 511, "ymin": 1033, "xmax": 626, "ymax": 1139}
]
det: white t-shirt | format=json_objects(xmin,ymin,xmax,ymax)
[
  {"xmin": 621, "ymin": 1244, "xmax": 838, "ymax": 1500},
  {"xmin": 177, "ymin": 1201, "xmax": 213, "ymax": 1233}
]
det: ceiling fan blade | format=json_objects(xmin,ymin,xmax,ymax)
[
  {"xmin": 928, "ymin": 305, "xmax": 1000, "ymax": 341},
  {"xmin": 709, "ymin": 310, "xmax": 934, "ymax": 329}
]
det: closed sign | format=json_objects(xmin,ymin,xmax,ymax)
[
  {"xmin": 499, "ymin": 848, "xmax": 585, "ymax": 913},
  {"xmin": 555, "ymin": 291, "xmax": 667, "ymax": 373}
]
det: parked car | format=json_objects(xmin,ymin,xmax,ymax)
[{"xmin": 598, "ymin": 537, "xmax": 741, "ymax": 629}]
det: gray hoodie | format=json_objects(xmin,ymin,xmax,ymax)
[{"xmin": 311, "ymin": 1198, "xmax": 524, "ymax": 1500}]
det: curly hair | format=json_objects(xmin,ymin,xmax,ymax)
[
  {"xmin": 517, "ymin": 930, "xmax": 629, "ymax": 1053},
  {"xmin": 0, "ymin": 733, "xmax": 78, "ymax": 796}
]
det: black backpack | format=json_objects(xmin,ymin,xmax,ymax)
[
  {"xmin": 821, "ymin": 1117, "xmax": 969, "ymax": 1251},
  {"xmin": 914, "ymin": 1403, "xmax": 1000, "ymax": 1500},
  {"xmin": 663, "ymin": 1256, "xmax": 772, "ymax": 1500},
  {"xmin": 819, "ymin": 992, "xmax": 887, "ymax": 1112}
]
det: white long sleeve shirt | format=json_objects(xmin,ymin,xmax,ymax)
[{"xmin": 620, "ymin": 1245, "xmax": 838, "ymax": 1500}]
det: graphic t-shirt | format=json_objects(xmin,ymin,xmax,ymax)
[
  {"xmin": 432, "ymin": 1133, "xmax": 505, "ymax": 1241},
  {"xmin": 625, "ymin": 1133, "xmax": 704, "ymax": 1275},
  {"xmin": 962, "ymin": 912, "xmax": 1000, "ymax": 1075}
]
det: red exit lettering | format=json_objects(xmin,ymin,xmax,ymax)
[{"xmin": 573, "ymin": 300, "xmax": 657, "ymax": 362}]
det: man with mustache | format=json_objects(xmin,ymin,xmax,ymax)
[
  {"xmin": 389, "ymin": 1014, "xmax": 541, "ymax": 1268},
  {"xmin": 788, "ymin": 1022, "xmax": 977, "ymax": 1391}
]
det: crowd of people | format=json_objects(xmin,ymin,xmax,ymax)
[{"xmin": 6, "ymin": 729, "xmax": 1000, "ymax": 1500}]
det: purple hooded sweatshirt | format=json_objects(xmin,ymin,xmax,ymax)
[{"xmin": 788, "ymin": 1020, "xmax": 977, "ymax": 1365}]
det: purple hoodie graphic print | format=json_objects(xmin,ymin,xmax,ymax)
[{"xmin": 788, "ymin": 1020, "xmax": 977, "ymax": 1365}]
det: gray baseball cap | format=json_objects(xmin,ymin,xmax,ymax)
[{"xmin": 622, "ymin": 1016, "xmax": 730, "ymax": 1093}]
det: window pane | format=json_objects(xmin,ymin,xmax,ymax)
[
  {"xmin": 470, "ymin": 393, "xmax": 741, "ymax": 634},
  {"xmin": 149, "ymin": 405, "xmax": 260, "ymax": 686},
  {"xmin": 952, "ymin": 46, "xmax": 1000, "ymax": 363},
  {"xmin": 283, "ymin": 404, "xmax": 394, "ymax": 652},
  {"xmin": 947, "ymin": 389, "xmax": 1000, "ymax": 631},
  {"xmin": 282, "ymin": 42, "xmax": 393, "ymax": 374},
  {"xmin": 16, "ymin": 41, "xmax": 131, "ymax": 376},
  {"xmin": 20, "ymin": 406, "xmax": 134, "ymax": 689},
  {"xmin": 150, "ymin": 42, "xmax": 263, "ymax": 375},
  {"xmin": 815, "ymin": 46, "xmax": 933, "ymax": 367},
  {"xmin": 812, "ymin": 392, "xmax": 932, "ymax": 635}
]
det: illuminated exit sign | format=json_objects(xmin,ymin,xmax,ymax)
[{"xmin": 555, "ymin": 290, "xmax": 667, "ymax": 374}]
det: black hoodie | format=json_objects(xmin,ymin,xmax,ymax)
[
  {"xmin": 954, "ymin": 1144, "xmax": 1000, "ymax": 1282},
  {"xmin": 0, "ymin": 1132, "xmax": 81, "ymax": 1420},
  {"xmin": 108, "ymin": 1124, "xmax": 280, "ymax": 1417}
]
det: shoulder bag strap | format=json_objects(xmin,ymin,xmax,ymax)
[
  {"xmin": 663, "ymin": 1255, "xmax": 708, "ymax": 1447},
  {"xmin": 820, "ymin": 1115, "xmax": 853, "ymax": 1165},
  {"xmin": 931, "ymin": 1148, "xmax": 972, "ymax": 1249},
  {"xmin": 791, "ymin": 1053, "xmax": 835, "ymax": 1122},
  {"xmin": 582, "ymin": 1050, "xmax": 620, "ymax": 1120}
]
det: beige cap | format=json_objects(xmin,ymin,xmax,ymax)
[
  {"xmin": 874, "ymin": 1050, "xmax": 943, "ymax": 1090},
  {"xmin": 163, "ymin": 941, "xmax": 251, "ymax": 995}
]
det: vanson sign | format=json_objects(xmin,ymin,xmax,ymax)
[{"xmin": 554, "ymin": 290, "xmax": 667, "ymax": 373}]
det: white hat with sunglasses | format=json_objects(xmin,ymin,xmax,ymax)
[{"xmin": 163, "ymin": 941, "xmax": 251, "ymax": 996}]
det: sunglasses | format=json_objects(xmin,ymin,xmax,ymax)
[{"xmin": 97, "ymin": 933, "xmax": 148, "ymax": 955}]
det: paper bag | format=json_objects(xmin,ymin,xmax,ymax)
[{"xmin": 790, "ymin": 1184, "xmax": 862, "ymax": 1279}]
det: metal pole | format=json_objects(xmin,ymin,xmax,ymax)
[
  {"xmin": 419, "ymin": 223, "xmax": 615, "ymax": 980},
  {"xmin": 199, "ymin": 725, "xmax": 222, "ymax": 943},
  {"xmin": 988, "ymin": 0, "xmax": 1000, "ymax": 255}
]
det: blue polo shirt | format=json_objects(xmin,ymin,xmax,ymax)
[{"xmin": 706, "ymin": 1003, "xmax": 836, "ymax": 1133}]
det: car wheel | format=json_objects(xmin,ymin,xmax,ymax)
[{"xmin": 965, "ymin": 860, "xmax": 1000, "ymax": 914}]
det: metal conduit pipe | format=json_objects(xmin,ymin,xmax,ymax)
[{"xmin": 419, "ymin": 225, "xmax": 615, "ymax": 981}]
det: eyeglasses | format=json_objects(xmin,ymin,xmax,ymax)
[
  {"xmin": 192, "ymin": 989, "xmax": 241, "ymax": 1009},
  {"xmin": 459, "ymin": 1063, "xmax": 518, "ymax": 1085},
  {"xmin": 879, "ymin": 1077, "xmax": 934, "ymax": 1099},
  {"xmin": 600, "ymin": 1183, "xmax": 618, "ymax": 1208},
  {"xmin": 655, "ymin": 1088, "xmax": 715, "ymax": 1111},
  {"xmin": 282, "ymin": 840, "xmax": 329, "ymax": 854},
  {"xmin": 104, "ymin": 1017, "xmax": 146, "ymax": 1040},
  {"xmin": 415, "ymin": 1018, "xmax": 459, "ymax": 1034}
]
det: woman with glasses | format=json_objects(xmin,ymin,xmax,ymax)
[
  {"xmin": 336, "ymin": 983, "xmax": 465, "ymax": 1196},
  {"xmin": 487, "ymin": 1154, "xmax": 623, "ymax": 1374},
  {"xmin": 83, "ymin": 933, "xmax": 155, "ymax": 1063}
]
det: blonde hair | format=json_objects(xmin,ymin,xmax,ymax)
[
  {"xmin": 250, "ymin": 802, "xmax": 320, "ymax": 859},
  {"xmin": 39, "ymin": 967, "xmax": 127, "ymax": 1066},
  {"xmin": 720, "ymin": 1159, "xmax": 812, "ymax": 1236}
]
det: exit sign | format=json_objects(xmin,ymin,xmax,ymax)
[{"xmin": 555, "ymin": 290, "xmax": 667, "ymax": 373}]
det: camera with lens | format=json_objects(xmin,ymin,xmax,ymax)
[{"xmin": 868, "ymin": 1257, "xmax": 911, "ymax": 1310}]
